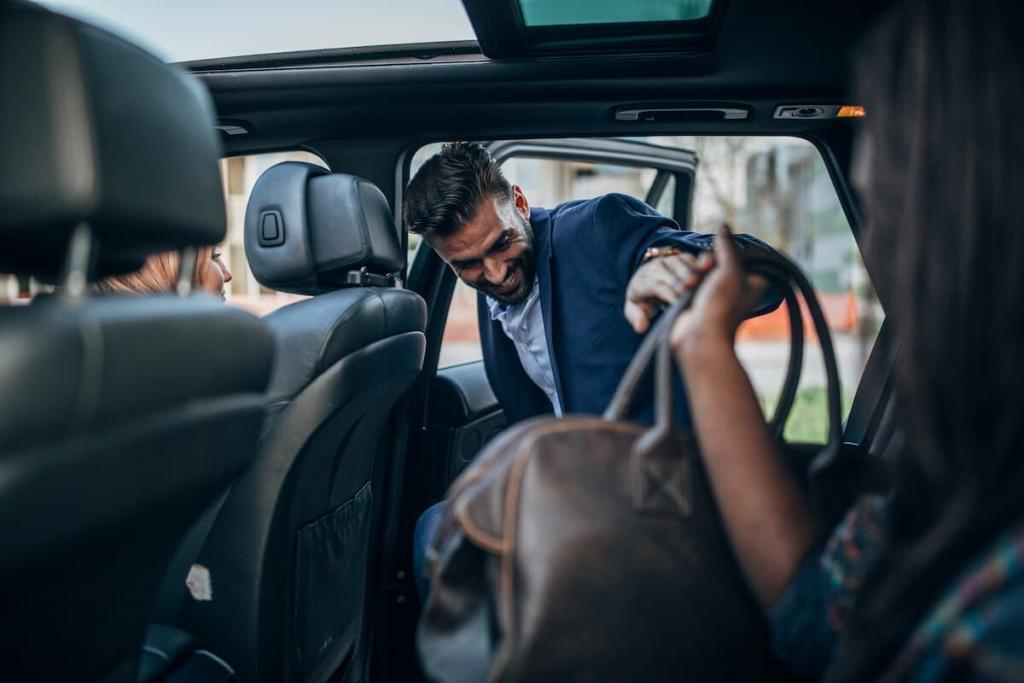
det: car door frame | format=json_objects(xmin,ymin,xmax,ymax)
[
  {"xmin": 485, "ymin": 137, "xmax": 698, "ymax": 226},
  {"xmin": 403, "ymin": 137, "xmax": 701, "ymax": 495},
  {"xmin": 379, "ymin": 132, "xmax": 891, "ymax": 683}
]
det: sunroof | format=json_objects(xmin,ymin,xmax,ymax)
[
  {"xmin": 31, "ymin": 0, "xmax": 476, "ymax": 63},
  {"xmin": 518, "ymin": 0, "xmax": 714, "ymax": 27}
]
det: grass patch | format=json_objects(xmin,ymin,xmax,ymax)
[{"xmin": 758, "ymin": 386, "xmax": 852, "ymax": 444}]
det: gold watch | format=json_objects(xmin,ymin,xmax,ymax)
[{"xmin": 641, "ymin": 245, "xmax": 684, "ymax": 263}]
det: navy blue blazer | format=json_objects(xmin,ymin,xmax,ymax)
[{"xmin": 477, "ymin": 193, "xmax": 783, "ymax": 427}]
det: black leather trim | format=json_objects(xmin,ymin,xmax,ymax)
[
  {"xmin": 0, "ymin": 397, "xmax": 266, "ymax": 680},
  {"xmin": 164, "ymin": 649, "xmax": 236, "ymax": 682},
  {"xmin": 261, "ymin": 287, "xmax": 426, "ymax": 402},
  {"xmin": 0, "ymin": 295, "xmax": 273, "ymax": 452},
  {"xmin": 243, "ymin": 162, "xmax": 328, "ymax": 294},
  {"xmin": 179, "ymin": 331, "xmax": 426, "ymax": 683},
  {"xmin": 431, "ymin": 361, "xmax": 501, "ymax": 426},
  {"xmin": 138, "ymin": 625, "xmax": 197, "ymax": 682},
  {"xmin": 0, "ymin": 3, "xmax": 227, "ymax": 277},
  {"xmin": 244, "ymin": 163, "xmax": 405, "ymax": 295}
]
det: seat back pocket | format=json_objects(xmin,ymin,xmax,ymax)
[{"xmin": 291, "ymin": 482, "xmax": 373, "ymax": 682}]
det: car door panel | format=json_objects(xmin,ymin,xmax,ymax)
[{"xmin": 429, "ymin": 361, "xmax": 507, "ymax": 483}]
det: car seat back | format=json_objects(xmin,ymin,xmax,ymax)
[
  {"xmin": 174, "ymin": 163, "xmax": 426, "ymax": 682},
  {"xmin": 0, "ymin": 5, "xmax": 273, "ymax": 680}
]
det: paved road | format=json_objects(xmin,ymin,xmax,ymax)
[{"xmin": 736, "ymin": 333, "xmax": 869, "ymax": 399}]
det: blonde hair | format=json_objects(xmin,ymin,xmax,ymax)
[{"xmin": 95, "ymin": 247, "xmax": 216, "ymax": 295}]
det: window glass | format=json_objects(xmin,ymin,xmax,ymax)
[
  {"xmin": 654, "ymin": 174, "xmax": 677, "ymax": 219},
  {"xmin": 31, "ymin": 0, "xmax": 475, "ymax": 63},
  {"xmin": 504, "ymin": 157, "xmax": 658, "ymax": 210},
  {"xmin": 0, "ymin": 150, "xmax": 329, "ymax": 311},
  {"xmin": 519, "ymin": 0, "xmax": 714, "ymax": 27},
  {"xmin": 406, "ymin": 143, "xmax": 444, "ymax": 277},
  {"xmin": 666, "ymin": 136, "xmax": 882, "ymax": 442},
  {"xmin": 441, "ymin": 279, "xmax": 485, "ymax": 367},
  {"xmin": 219, "ymin": 151, "xmax": 328, "ymax": 316},
  {"xmin": 417, "ymin": 138, "xmax": 882, "ymax": 443}
]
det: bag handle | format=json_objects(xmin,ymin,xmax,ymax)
[
  {"xmin": 605, "ymin": 251, "xmax": 841, "ymax": 456},
  {"xmin": 772, "ymin": 287, "xmax": 804, "ymax": 437},
  {"xmin": 604, "ymin": 260, "xmax": 805, "ymax": 437}
]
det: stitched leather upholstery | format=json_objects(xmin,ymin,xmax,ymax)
[
  {"xmin": 262, "ymin": 288, "xmax": 426, "ymax": 405},
  {"xmin": 173, "ymin": 168, "xmax": 425, "ymax": 683},
  {"xmin": 244, "ymin": 163, "xmax": 405, "ymax": 295},
  {"xmin": 0, "ymin": 3, "xmax": 226, "ymax": 277},
  {"xmin": 0, "ymin": 4, "xmax": 273, "ymax": 680},
  {"xmin": 0, "ymin": 297, "xmax": 269, "ymax": 452}
]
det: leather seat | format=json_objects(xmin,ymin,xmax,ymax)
[
  {"xmin": 171, "ymin": 162, "xmax": 427, "ymax": 682},
  {"xmin": 0, "ymin": 4, "xmax": 273, "ymax": 681}
]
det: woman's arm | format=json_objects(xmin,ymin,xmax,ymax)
[{"xmin": 671, "ymin": 225, "xmax": 823, "ymax": 608}]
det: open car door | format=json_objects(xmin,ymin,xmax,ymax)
[{"xmin": 415, "ymin": 137, "xmax": 699, "ymax": 497}]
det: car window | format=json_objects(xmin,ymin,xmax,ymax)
[
  {"xmin": 519, "ymin": 0, "xmax": 715, "ymax": 27},
  {"xmin": 654, "ymin": 174, "xmax": 677, "ymax": 219},
  {"xmin": 31, "ymin": 0, "xmax": 475, "ymax": 63},
  {"xmin": 1, "ymin": 150, "xmax": 327, "ymax": 311},
  {"xmin": 442, "ymin": 279, "xmax": 485, "ymax": 367},
  {"xmin": 672, "ymin": 136, "xmax": 882, "ymax": 443},
  {"xmin": 503, "ymin": 157, "xmax": 660, "ymax": 210},
  {"xmin": 418, "ymin": 138, "xmax": 881, "ymax": 442},
  {"xmin": 0, "ymin": 151, "xmax": 327, "ymax": 309},
  {"xmin": 0, "ymin": 150, "xmax": 329, "ymax": 309},
  {"xmin": 433, "ymin": 154, "xmax": 667, "ymax": 369},
  {"xmin": 219, "ymin": 151, "xmax": 328, "ymax": 316}
]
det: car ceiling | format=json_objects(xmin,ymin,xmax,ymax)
[{"xmin": 193, "ymin": 0, "xmax": 896, "ymax": 158}]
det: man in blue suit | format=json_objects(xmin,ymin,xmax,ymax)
[{"xmin": 405, "ymin": 142, "xmax": 781, "ymax": 594}]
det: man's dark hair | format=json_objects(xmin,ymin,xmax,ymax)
[{"xmin": 404, "ymin": 142, "xmax": 512, "ymax": 240}]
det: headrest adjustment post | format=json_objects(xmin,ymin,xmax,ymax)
[
  {"xmin": 176, "ymin": 247, "xmax": 198, "ymax": 296},
  {"xmin": 345, "ymin": 268, "xmax": 398, "ymax": 288},
  {"xmin": 62, "ymin": 223, "xmax": 94, "ymax": 299}
]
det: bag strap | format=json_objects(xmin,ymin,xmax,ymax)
[
  {"xmin": 770, "ymin": 286, "xmax": 804, "ymax": 438},
  {"xmin": 605, "ymin": 252, "xmax": 841, "ymax": 458},
  {"xmin": 750, "ymin": 257, "xmax": 842, "ymax": 453}
]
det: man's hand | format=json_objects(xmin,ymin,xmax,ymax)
[
  {"xmin": 670, "ymin": 224, "xmax": 769, "ymax": 355},
  {"xmin": 625, "ymin": 251, "xmax": 714, "ymax": 333}
]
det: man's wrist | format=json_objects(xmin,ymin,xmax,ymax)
[{"xmin": 641, "ymin": 245, "xmax": 685, "ymax": 264}]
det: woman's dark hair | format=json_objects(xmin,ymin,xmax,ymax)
[
  {"xmin": 830, "ymin": 0, "xmax": 1024, "ymax": 679},
  {"xmin": 404, "ymin": 141, "xmax": 513, "ymax": 240}
]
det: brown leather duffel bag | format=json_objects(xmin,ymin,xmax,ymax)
[{"xmin": 418, "ymin": 254, "xmax": 842, "ymax": 682}]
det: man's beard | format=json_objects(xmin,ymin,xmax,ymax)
[
  {"xmin": 478, "ymin": 253, "xmax": 536, "ymax": 305},
  {"xmin": 476, "ymin": 213, "xmax": 536, "ymax": 305}
]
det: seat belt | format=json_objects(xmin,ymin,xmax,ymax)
[
  {"xmin": 844, "ymin": 320, "xmax": 896, "ymax": 446},
  {"xmin": 152, "ymin": 489, "xmax": 231, "ymax": 625}
]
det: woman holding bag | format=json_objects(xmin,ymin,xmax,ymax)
[{"xmin": 670, "ymin": 0, "xmax": 1024, "ymax": 680}]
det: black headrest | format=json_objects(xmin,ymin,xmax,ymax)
[
  {"xmin": 244, "ymin": 162, "xmax": 404, "ymax": 295},
  {"xmin": 0, "ymin": 4, "xmax": 226, "ymax": 277}
]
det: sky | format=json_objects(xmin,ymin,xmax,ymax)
[{"xmin": 33, "ymin": 0, "xmax": 477, "ymax": 62}]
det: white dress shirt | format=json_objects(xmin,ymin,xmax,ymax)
[{"xmin": 486, "ymin": 279, "xmax": 563, "ymax": 416}]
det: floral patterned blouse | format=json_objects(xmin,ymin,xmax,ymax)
[{"xmin": 770, "ymin": 497, "xmax": 1024, "ymax": 682}]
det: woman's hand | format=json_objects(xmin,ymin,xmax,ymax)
[
  {"xmin": 670, "ymin": 224, "xmax": 767, "ymax": 358},
  {"xmin": 665, "ymin": 224, "xmax": 821, "ymax": 608}
]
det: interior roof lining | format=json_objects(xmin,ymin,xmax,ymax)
[{"xmin": 201, "ymin": 0, "xmax": 891, "ymax": 155}]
